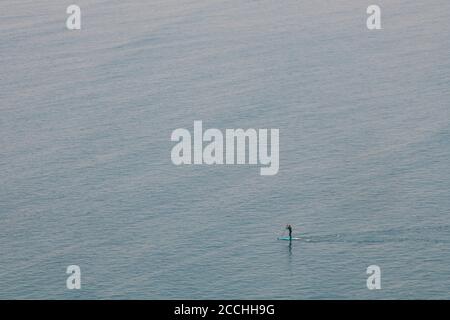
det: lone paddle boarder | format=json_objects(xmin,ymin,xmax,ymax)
[{"xmin": 286, "ymin": 224, "xmax": 292, "ymax": 240}]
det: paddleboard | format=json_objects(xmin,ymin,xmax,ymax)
[{"xmin": 277, "ymin": 237, "xmax": 300, "ymax": 241}]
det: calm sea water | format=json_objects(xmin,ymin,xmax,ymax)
[{"xmin": 1, "ymin": 0, "xmax": 449, "ymax": 299}]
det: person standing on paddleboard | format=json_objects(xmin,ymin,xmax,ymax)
[{"xmin": 286, "ymin": 224, "xmax": 292, "ymax": 240}]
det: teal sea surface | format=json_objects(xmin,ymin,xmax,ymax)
[{"xmin": 1, "ymin": 0, "xmax": 449, "ymax": 299}]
